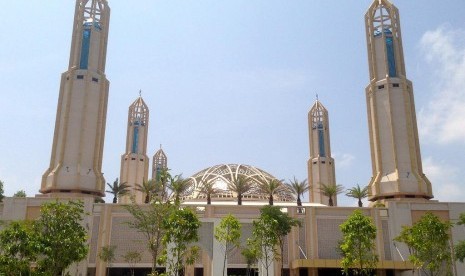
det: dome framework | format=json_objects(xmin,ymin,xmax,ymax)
[{"xmin": 183, "ymin": 164, "xmax": 296, "ymax": 203}]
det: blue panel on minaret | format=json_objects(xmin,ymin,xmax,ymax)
[
  {"xmin": 385, "ymin": 34, "xmax": 397, "ymax": 77},
  {"xmin": 132, "ymin": 127, "xmax": 139, "ymax": 153},
  {"xmin": 317, "ymin": 123, "xmax": 326, "ymax": 157},
  {"xmin": 79, "ymin": 28, "xmax": 91, "ymax": 70}
]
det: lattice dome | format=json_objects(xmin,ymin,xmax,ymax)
[{"xmin": 182, "ymin": 164, "xmax": 295, "ymax": 203}]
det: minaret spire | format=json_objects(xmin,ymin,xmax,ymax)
[
  {"xmin": 119, "ymin": 96, "xmax": 150, "ymax": 204},
  {"xmin": 307, "ymin": 99, "xmax": 338, "ymax": 205},
  {"xmin": 41, "ymin": 0, "xmax": 110, "ymax": 198},
  {"xmin": 365, "ymin": 0, "xmax": 432, "ymax": 201}
]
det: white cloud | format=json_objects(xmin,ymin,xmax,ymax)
[
  {"xmin": 334, "ymin": 153, "xmax": 355, "ymax": 169},
  {"xmin": 418, "ymin": 26, "xmax": 465, "ymax": 144},
  {"xmin": 422, "ymin": 156, "xmax": 464, "ymax": 202}
]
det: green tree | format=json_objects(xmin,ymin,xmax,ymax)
[
  {"xmin": 13, "ymin": 190, "xmax": 26, "ymax": 198},
  {"xmin": 162, "ymin": 207, "xmax": 201, "ymax": 276},
  {"xmin": 250, "ymin": 215, "xmax": 277, "ymax": 276},
  {"xmin": 0, "ymin": 220, "xmax": 40, "ymax": 275},
  {"xmin": 0, "ymin": 180, "xmax": 4, "ymax": 202},
  {"xmin": 256, "ymin": 177, "xmax": 283, "ymax": 205},
  {"xmin": 345, "ymin": 184, "xmax": 368, "ymax": 207},
  {"xmin": 98, "ymin": 245, "xmax": 116, "ymax": 276},
  {"xmin": 106, "ymin": 178, "xmax": 130, "ymax": 203},
  {"xmin": 125, "ymin": 198, "xmax": 173, "ymax": 275},
  {"xmin": 261, "ymin": 206, "xmax": 300, "ymax": 275},
  {"xmin": 455, "ymin": 213, "xmax": 465, "ymax": 263},
  {"xmin": 227, "ymin": 175, "xmax": 252, "ymax": 205},
  {"xmin": 340, "ymin": 210, "xmax": 378, "ymax": 275},
  {"xmin": 197, "ymin": 177, "xmax": 218, "ymax": 205},
  {"xmin": 319, "ymin": 183, "xmax": 344, "ymax": 206},
  {"xmin": 395, "ymin": 212, "xmax": 452, "ymax": 276},
  {"xmin": 136, "ymin": 179, "xmax": 159, "ymax": 203},
  {"xmin": 241, "ymin": 245, "xmax": 259, "ymax": 276},
  {"xmin": 286, "ymin": 177, "xmax": 309, "ymax": 206},
  {"xmin": 35, "ymin": 200, "xmax": 89, "ymax": 276},
  {"xmin": 167, "ymin": 174, "xmax": 190, "ymax": 204},
  {"xmin": 215, "ymin": 214, "xmax": 242, "ymax": 276},
  {"xmin": 123, "ymin": 250, "xmax": 142, "ymax": 276}
]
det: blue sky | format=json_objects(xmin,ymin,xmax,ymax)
[{"xmin": 1, "ymin": 1, "xmax": 464, "ymax": 206}]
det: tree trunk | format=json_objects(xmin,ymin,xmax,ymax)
[
  {"xmin": 238, "ymin": 193, "xmax": 242, "ymax": 205},
  {"xmin": 328, "ymin": 196, "xmax": 334, "ymax": 206},
  {"xmin": 269, "ymin": 194, "xmax": 273, "ymax": 205},
  {"xmin": 297, "ymin": 195, "xmax": 302, "ymax": 206},
  {"xmin": 358, "ymin": 199, "xmax": 362, "ymax": 207},
  {"xmin": 207, "ymin": 194, "xmax": 211, "ymax": 205},
  {"xmin": 113, "ymin": 196, "xmax": 117, "ymax": 203}
]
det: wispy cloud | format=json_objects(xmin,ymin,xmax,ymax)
[
  {"xmin": 334, "ymin": 153, "xmax": 355, "ymax": 169},
  {"xmin": 418, "ymin": 26, "xmax": 465, "ymax": 144},
  {"xmin": 423, "ymin": 156, "xmax": 463, "ymax": 202}
]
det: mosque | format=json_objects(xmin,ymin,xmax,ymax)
[{"xmin": 1, "ymin": 0, "xmax": 465, "ymax": 275}]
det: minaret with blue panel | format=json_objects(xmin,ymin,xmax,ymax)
[
  {"xmin": 119, "ymin": 96, "xmax": 150, "ymax": 204},
  {"xmin": 41, "ymin": 0, "xmax": 110, "ymax": 198},
  {"xmin": 307, "ymin": 100, "xmax": 338, "ymax": 205},
  {"xmin": 365, "ymin": 0, "xmax": 432, "ymax": 202}
]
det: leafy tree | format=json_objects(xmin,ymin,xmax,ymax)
[
  {"xmin": 106, "ymin": 178, "xmax": 130, "ymax": 203},
  {"xmin": 227, "ymin": 175, "xmax": 252, "ymax": 205},
  {"xmin": 286, "ymin": 177, "xmax": 309, "ymax": 206},
  {"xmin": 125, "ymin": 198, "xmax": 173, "ymax": 275},
  {"xmin": 123, "ymin": 250, "xmax": 142, "ymax": 276},
  {"xmin": 13, "ymin": 190, "xmax": 26, "ymax": 197},
  {"xmin": 256, "ymin": 177, "xmax": 283, "ymax": 205},
  {"xmin": 454, "ymin": 213, "xmax": 465, "ymax": 263},
  {"xmin": 0, "ymin": 180, "xmax": 4, "ymax": 202},
  {"xmin": 167, "ymin": 174, "xmax": 190, "ymax": 204},
  {"xmin": 250, "ymin": 215, "xmax": 277, "ymax": 276},
  {"xmin": 161, "ymin": 207, "xmax": 201, "ymax": 276},
  {"xmin": 395, "ymin": 212, "xmax": 452, "ymax": 276},
  {"xmin": 136, "ymin": 179, "xmax": 159, "ymax": 203},
  {"xmin": 215, "ymin": 214, "xmax": 242, "ymax": 276},
  {"xmin": 241, "ymin": 245, "xmax": 259, "ymax": 276},
  {"xmin": 319, "ymin": 183, "xmax": 344, "ymax": 206},
  {"xmin": 340, "ymin": 210, "xmax": 378, "ymax": 275},
  {"xmin": 0, "ymin": 220, "xmax": 40, "ymax": 275},
  {"xmin": 98, "ymin": 245, "xmax": 116, "ymax": 276},
  {"xmin": 345, "ymin": 184, "xmax": 368, "ymax": 207},
  {"xmin": 197, "ymin": 177, "xmax": 218, "ymax": 205},
  {"xmin": 35, "ymin": 200, "xmax": 89, "ymax": 276},
  {"xmin": 261, "ymin": 206, "xmax": 301, "ymax": 275}
]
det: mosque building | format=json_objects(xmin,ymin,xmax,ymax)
[{"xmin": 1, "ymin": 0, "xmax": 465, "ymax": 275}]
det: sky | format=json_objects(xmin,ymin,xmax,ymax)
[{"xmin": 0, "ymin": 1, "xmax": 464, "ymax": 206}]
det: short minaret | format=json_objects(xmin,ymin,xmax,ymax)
[
  {"xmin": 365, "ymin": 0, "xmax": 432, "ymax": 201},
  {"xmin": 307, "ymin": 99, "xmax": 337, "ymax": 205},
  {"xmin": 119, "ymin": 96, "xmax": 150, "ymax": 204},
  {"xmin": 41, "ymin": 0, "xmax": 110, "ymax": 198},
  {"xmin": 152, "ymin": 147, "xmax": 168, "ymax": 180}
]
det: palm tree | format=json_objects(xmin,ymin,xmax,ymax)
[
  {"xmin": 167, "ymin": 174, "xmax": 190, "ymax": 204},
  {"xmin": 256, "ymin": 177, "xmax": 283, "ymax": 205},
  {"xmin": 228, "ymin": 175, "xmax": 252, "ymax": 205},
  {"xmin": 156, "ymin": 167, "xmax": 171, "ymax": 200},
  {"xmin": 319, "ymin": 183, "xmax": 345, "ymax": 206},
  {"xmin": 135, "ymin": 179, "xmax": 158, "ymax": 203},
  {"xmin": 286, "ymin": 177, "xmax": 309, "ymax": 206},
  {"xmin": 346, "ymin": 184, "xmax": 369, "ymax": 207},
  {"xmin": 106, "ymin": 178, "xmax": 130, "ymax": 203},
  {"xmin": 197, "ymin": 177, "xmax": 218, "ymax": 205}
]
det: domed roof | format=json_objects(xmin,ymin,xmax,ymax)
[{"xmin": 182, "ymin": 164, "xmax": 295, "ymax": 203}]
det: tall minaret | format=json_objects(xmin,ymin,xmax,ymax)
[
  {"xmin": 119, "ymin": 96, "xmax": 150, "ymax": 204},
  {"xmin": 41, "ymin": 0, "xmax": 110, "ymax": 198},
  {"xmin": 152, "ymin": 147, "xmax": 168, "ymax": 181},
  {"xmin": 365, "ymin": 0, "xmax": 432, "ymax": 201},
  {"xmin": 307, "ymin": 99, "xmax": 337, "ymax": 205}
]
